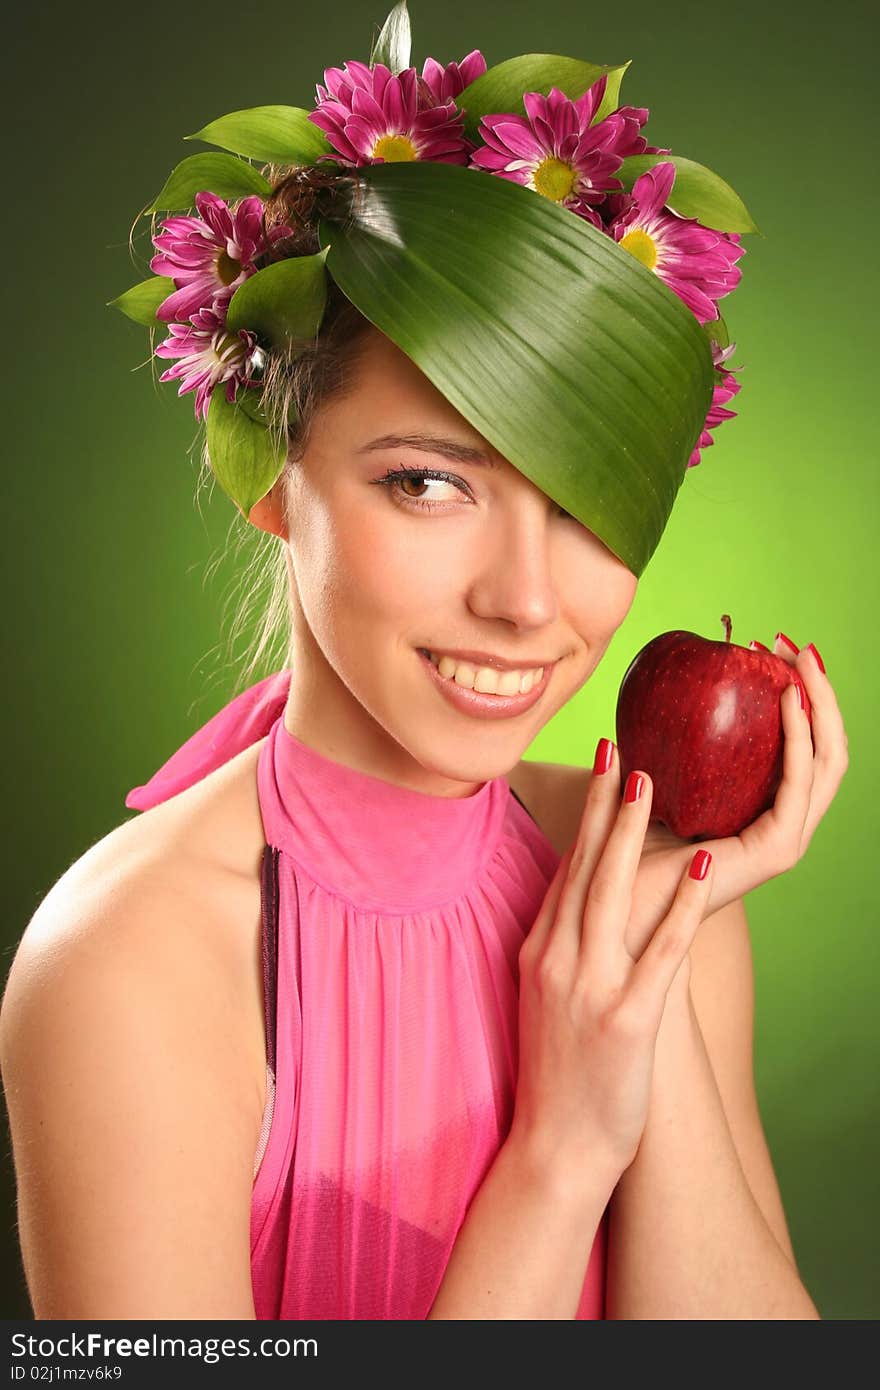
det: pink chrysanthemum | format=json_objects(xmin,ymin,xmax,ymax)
[
  {"xmin": 155, "ymin": 307, "xmax": 263, "ymax": 420},
  {"xmin": 468, "ymin": 77, "xmax": 650, "ymax": 229},
  {"xmin": 608, "ymin": 161, "xmax": 744, "ymax": 323},
  {"xmin": 420, "ymin": 48, "xmax": 487, "ymax": 103},
  {"xmin": 689, "ymin": 341, "xmax": 742, "ymax": 467},
  {"xmin": 151, "ymin": 192, "xmax": 289, "ymax": 324},
  {"xmin": 308, "ymin": 59, "xmax": 471, "ymax": 166}
]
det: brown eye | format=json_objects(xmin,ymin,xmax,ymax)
[
  {"xmin": 399, "ymin": 476, "xmax": 430, "ymax": 499},
  {"xmin": 376, "ymin": 467, "xmax": 471, "ymax": 512}
]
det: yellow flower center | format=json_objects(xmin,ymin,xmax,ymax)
[
  {"xmin": 532, "ymin": 156, "xmax": 577, "ymax": 203},
  {"xmin": 216, "ymin": 250, "xmax": 242, "ymax": 286},
  {"xmin": 215, "ymin": 331, "xmax": 246, "ymax": 363},
  {"xmin": 619, "ymin": 228, "xmax": 658, "ymax": 270},
  {"xmin": 372, "ymin": 133, "xmax": 418, "ymax": 162}
]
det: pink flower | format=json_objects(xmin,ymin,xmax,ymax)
[
  {"xmin": 420, "ymin": 49, "xmax": 487, "ymax": 103},
  {"xmin": 155, "ymin": 307, "xmax": 263, "ymax": 420},
  {"xmin": 689, "ymin": 341, "xmax": 742, "ymax": 467},
  {"xmin": 151, "ymin": 192, "xmax": 289, "ymax": 324},
  {"xmin": 468, "ymin": 77, "xmax": 646, "ymax": 229},
  {"xmin": 308, "ymin": 60, "xmax": 471, "ymax": 166},
  {"xmin": 607, "ymin": 161, "xmax": 744, "ymax": 323}
]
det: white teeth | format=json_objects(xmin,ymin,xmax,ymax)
[{"xmin": 427, "ymin": 651, "xmax": 545, "ymax": 696}]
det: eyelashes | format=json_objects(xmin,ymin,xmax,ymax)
[
  {"xmin": 374, "ymin": 466, "xmax": 471, "ymax": 512},
  {"xmin": 372, "ymin": 465, "xmax": 579, "ymax": 523}
]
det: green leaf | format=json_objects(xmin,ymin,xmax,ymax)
[
  {"xmin": 317, "ymin": 161, "xmax": 714, "ymax": 577},
  {"xmin": 206, "ymin": 388, "xmax": 286, "ymax": 518},
  {"xmin": 618, "ymin": 154, "xmax": 758, "ymax": 234},
  {"xmin": 225, "ymin": 248, "xmax": 330, "ymax": 347},
  {"xmin": 369, "ymin": 2, "xmax": 411, "ymax": 73},
  {"xmin": 148, "ymin": 153, "xmax": 271, "ymax": 212},
  {"xmin": 456, "ymin": 55, "xmax": 630, "ymax": 144},
  {"xmin": 186, "ymin": 106, "xmax": 331, "ymax": 165},
  {"xmin": 108, "ymin": 276, "xmax": 174, "ymax": 325},
  {"xmin": 703, "ymin": 314, "xmax": 730, "ymax": 352}
]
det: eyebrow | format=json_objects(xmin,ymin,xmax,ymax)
[{"xmin": 355, "ymin": 431, "xmax": 499, "ymax": 469}]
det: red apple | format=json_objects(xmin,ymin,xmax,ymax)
[{"xmin": 615, "ymin": 615, "xmax": 813, "ymax": 841}]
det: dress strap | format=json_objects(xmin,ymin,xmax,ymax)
[
  {"xmin": 252, "ymin": 842, "xmax": 281, "ymax": 1181},
  {"xmin": 125, "ymin": 669, "xmax": 292, "ymax": 811},
  {"xmin": 260, "ymin": 844, "xmax": 280, "ymax": 1076}
]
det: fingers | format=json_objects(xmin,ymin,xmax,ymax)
[
  {"xmin": 576, "ymin": 767, "xmax": 654, "ymax": 975},
  {"xmin": 743, "ymin": 635, "xmax": 848, "ymax": 864},
  {"xmin": 743, "ymin": 681, "xmax": 813, "ymax": 871},
  {"xmin": 795, "ymin": 642, "xmax": 848, "ymax": 776},
  {"xmin": 624, "ymin": 849, "xmax": 714, "ymax": 1027},
  {"xmin": 521, "ymin": 738, "xmax": 621, "ymax": 962},
  {"xmin": 793, "ymin": 643, "xmax": 849, "ymax": 845},
  {"xmin": 773, "ymin": 631, "xmax": 800, "ymax": 664},
  {"xmin": 549, "ymin": 740, "xmax": 626, "ymax": 961}
]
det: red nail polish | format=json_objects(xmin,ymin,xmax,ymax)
[
  {"xmin": 593, "ymin": 737, "xmax": 614, "ymax": 775},
  {"xmin": 624, "ymin": 771, "xmax": 644, "ymax": 803},
  {"xmin": 749, "ymin": 640, "xmax": 771, "ymax": 652},
  {"xmin": 805, "ymin": 642, "xmax": 826, "ymax": 674},
  {"xmin": 793, "ymin": 676, "xmax": 806, "ymax": 711},
  {"xmin": 775, "ymin": 631, "xmax": 799, "ymax": 657},
  {"xmin": 689, "ymin": 849, "xmax": 712, "ymax": 881}
]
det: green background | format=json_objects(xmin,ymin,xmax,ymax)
[{"xmin": 4, "ymin": 0, "xmax": 876, "ymax": 1319}]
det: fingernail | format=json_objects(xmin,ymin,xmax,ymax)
[
  {"xmin": 624, "ymin": 771, "xmax": 644, "ymax": 803},
  {"xmin": 805, "ymin": 642, "xmax": 826, "ymax": 674},
  {"xmin": 775, "ymin": 631, "xmax": 799, "ymax": 657},
  {"xmin": 749, "ymin": 640, "xmax": 772, "ymax": 652},
  {"xmin": 593, "ymin": 737, "xmax": 614, "ymax": 776},
  {"xmin": 793, "ymin": 675, "xmax": 806, "ymax": 711},
  {"xmin": 689, "ymin": 849, "xmax": 712, "ymax": 881}
]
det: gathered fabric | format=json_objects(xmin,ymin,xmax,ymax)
[{"xmin": 126, "ymin": 671, "xmax": 607, "ymax": 1318}]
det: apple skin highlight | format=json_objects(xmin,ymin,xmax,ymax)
[{"xmin": 615, "ymin": 615, "xmax": 813, "ymax": 841}]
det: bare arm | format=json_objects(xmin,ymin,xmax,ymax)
[
  {"xmin": 429, "ymin": 747, "xmax": 714, "ymax": 1319},
  {"xmin": 605, "ymin": 961, "xmax": 819, "ymax": 1319},
  {"xmin": 0, "ymin": 879, "xmax": 261, "ymax": 1319},
  {"xmin": 427, "ymin": 1134, "xmax": 616, "ymax": 1319}
]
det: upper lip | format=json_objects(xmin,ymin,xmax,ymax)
[{"xmin": 422, "ymin": 647, "xmax": 558, "ymax": 672}]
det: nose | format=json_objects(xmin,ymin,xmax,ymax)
[{"xmin": 464, "ymin": 491, "xmax": 561, "ymax": 631}]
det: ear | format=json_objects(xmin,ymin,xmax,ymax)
[{"xmin": 246, "ymin": 479, "xmax": 289, "ymax": 540}]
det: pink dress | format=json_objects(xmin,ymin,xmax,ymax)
[{"xmin": 126, "ymin": 670, "xmax": 608, "ymax": 1319}]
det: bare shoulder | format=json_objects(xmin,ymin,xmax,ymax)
[
  {"xmin": 2, "ymin": 734, "xmax": 269, "ymax": 1071},
  {"xmin": 509, "ymin": 757, "xmax": 593, "ymax": 856},
  {"xmin": 0, "ymin": 749, "xmax": 268, "ymax": 1317}
]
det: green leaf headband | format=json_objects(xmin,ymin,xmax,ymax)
[{"xmin": 110, "ymin": 0, "xmax": 756, "ymax": 577}]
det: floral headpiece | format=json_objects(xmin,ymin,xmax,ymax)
[{"xmin": 111, "ymin": 1, "xmax": 756, "ymax": 577}]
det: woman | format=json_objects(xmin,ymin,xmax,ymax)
[{"xmin": 0, "ymin": 13, "xmax": 848, "ymax": 1320}]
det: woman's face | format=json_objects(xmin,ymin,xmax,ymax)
[{"xmin": 259, "ymin": 329, "xmax": 638, "ymax": 795}]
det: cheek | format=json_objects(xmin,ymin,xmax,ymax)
[
  {"xmin": 559, "ymin": 542, "xmax": 638, "ymax": 638},
  {"xmin": 293, "ymin": 496, "xmax": 443, "ymax": 638}
]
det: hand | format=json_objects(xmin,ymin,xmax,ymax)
[
  {"xmin": 623, "ymin": 635, "xmax": 849, "ymax": 962},
  {"xmin": 511, "ymin": 752, "xmax": 716, "ymax": 1182}
]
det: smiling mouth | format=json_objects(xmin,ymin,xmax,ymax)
[{"xmin": 419, "ymin": 648, "xmax": 552, "ymax": 697}]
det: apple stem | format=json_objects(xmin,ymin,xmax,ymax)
[{"xmin": 720, "ymin": 614, "xmax": 732, "ymax": 644}]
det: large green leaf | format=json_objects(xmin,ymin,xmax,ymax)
[
  {"xmin": 206, "ymin": 388, "xmax": 286, "ymax": 517},
  {"xmin": 316, "ymin": 161, "xmax": 714, "ymax": 577},
  {"xmin": 108, "ymin": 276, "xmax": 174, "ymax": 325},
  {"xmin": 149, "ymin": 153, "xmax": 271, "ymax": 213},
  {"xmin": 186, "ymin": 106, "xmax": 331, "ymax": 165},
  {"xmin": 619, "ymin": 154, "xmax": 758, "ymax": 234},
  {"xmin": 369, "ymin": 1, "xmax": 411, "ymax": 73},
  {"xmin": 457, "ymin": 55, "xmax": 630, "ymax": 144},
  {"xmin": 226, "ymin": 248, "xmax": 330, "ymax": 347}
]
